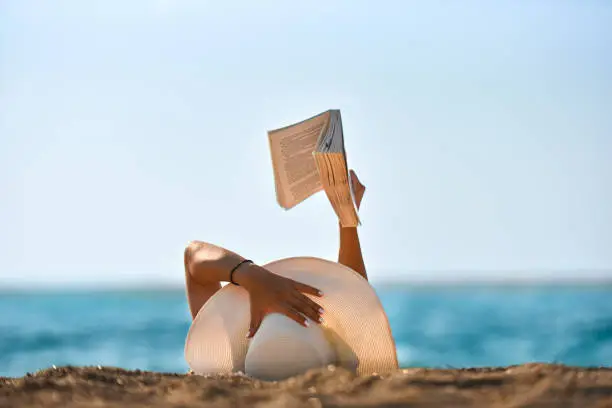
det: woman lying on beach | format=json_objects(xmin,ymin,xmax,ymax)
[{"xmin": 183, "ymin": 170, "xmax": 367, "ymax": 337}]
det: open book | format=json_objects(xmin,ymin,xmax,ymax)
[{"xmin": 267, "ymin": 109, "xmax": 359, "ymax": 227}]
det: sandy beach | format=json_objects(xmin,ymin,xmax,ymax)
[{"xmin": 1, "ymin": 364, "xmax": 611, "ymax": 408}]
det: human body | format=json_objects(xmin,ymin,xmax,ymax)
[{"xmin": 184, "ymin": 170, "xmax": 367, "ymax": 338}]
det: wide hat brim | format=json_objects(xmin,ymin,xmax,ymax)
[{"xmin": 184, "ymin": 256, "xmax": 398, "ymax": 377}]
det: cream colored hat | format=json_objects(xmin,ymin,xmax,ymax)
[{"xmin": 184, "ymin": 257, "xmax": 398, "ymax": 381}]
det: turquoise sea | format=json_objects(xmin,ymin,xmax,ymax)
[{"xmin": 1, "ymin": 285, "xmax": 611, "ymax": 377}]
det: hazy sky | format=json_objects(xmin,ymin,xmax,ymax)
[{"xmin": 1, "ymin": 0, "xmax": 611, "ymax": 286}]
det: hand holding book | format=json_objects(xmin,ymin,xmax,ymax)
[{"xmin": 267, "ymin": 110, "xmax": 360, "ymax": 227}]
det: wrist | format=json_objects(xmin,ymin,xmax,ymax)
[
  {"xmin": 229, "ymin": 259, "xmax": 252, "ymax": 285},
  {"xmin": 232, "ymin": 262, "xmax": 263, "ymax": 288},
  {"xmin": 340, "ymin": 223, "xmax": 358, "ymax": 232},
  {"xmin": 339, "ymin": 221, "xmax": 358, "ymax": 230}
]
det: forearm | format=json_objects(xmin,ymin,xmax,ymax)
[
  {"xmin": 184, "ymin": 240, "xmax": 324, "ymax": 330},
  {"xmin": 338, "ymin": 225, "xmax": 367, "ymax": 280}
]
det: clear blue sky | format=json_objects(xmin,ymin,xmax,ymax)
[{"xmin": 1, "ymin": 0, "xmax": 611, "ymax": 287}]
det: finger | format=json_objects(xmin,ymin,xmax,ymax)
[
  {"xmin": 350, "ymin": 169, "xmax": 364, "ymax": 189},
  {"xmin": 248, "ymin": 309, "xmax": 263, "ymax": 338},
  {"xmin": 292, "ymin": 281, "xmax": 323, "ymax": 297},
  {"xmin": 288, "ymin": 297, "xmax": 323, "ymax": 324},
  {"xmin": 291, "ymin": 292, "xmax": 324, "ymax": 317},
  {"xmin": 281, "ymin": 304, "xmax": 310, "ymax": 328}
]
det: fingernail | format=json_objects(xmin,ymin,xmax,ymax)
[
  {"xmin": 304, "ymin": 320, "xmax": 310, "ymax": 327},
  {"xmin": 317, "ymin": 290, "xmax": 324, "ymax": 296},
  {"xmin": 246, "ymin": 330, "xmax": 252, "ymax": 338},
  {"xmin": 319, "ymin": 308, "xmax": 324, "ymax": 314},
  {"xmin": 319, "ymin": 316, "xmax": 325, "ymax": 323}
]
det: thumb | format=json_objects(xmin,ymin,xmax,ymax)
[{"xmin": 248, "ymin": 307, "xmax": 263, "ymax": 339}]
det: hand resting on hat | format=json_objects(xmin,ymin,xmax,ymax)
[
  {"xmin": 232, "ymin": 262, "xmax": 324, "ymax": 337},
  {"xmin": 184, "ymin": 241, "xmax": 324, "ymax": 338}
]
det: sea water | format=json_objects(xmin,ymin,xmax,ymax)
[{"xmin": 1, "ymin": 285, "xmax": 611, "ymax": 377}]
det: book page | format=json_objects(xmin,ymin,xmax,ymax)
[
  {"xmin": 313, "ymin": 110, "xmax": 359, "ymax": 226},
  {"xmin": 315, "ymin": 110, "xmax": 344, "ymax": 153},
  {"xmin": 332, "ymin": 153, "xmax": 359, "ymax": 227},
  {"xmin": 314, "ymin": 152, "xmax": 359, "ymax": 227},
  {"xmin": 268, "ymin": 111, "xmax": 330, "ymax": 209}
]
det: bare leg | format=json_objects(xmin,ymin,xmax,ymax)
[{"xmin": 338, "ymin": 170, "xmax": 368, "ymax": 280}]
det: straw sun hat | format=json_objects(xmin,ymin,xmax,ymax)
[{"xmin": 185, "ymin": 256, "xmax": 398, "ymax": 381}]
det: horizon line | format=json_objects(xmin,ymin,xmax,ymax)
[{"xmin": 1, "ymin": 277, "xmax": 612, "ymax": 292}]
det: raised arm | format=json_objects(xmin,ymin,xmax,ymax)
[{"xmin": 337, "ymin": 170, "xmax": 367, "ymax": 280}]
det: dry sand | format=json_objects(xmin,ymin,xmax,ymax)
[{"xmin": 2, "ymin": 364, "xmax": 612, "ymax": 407}]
